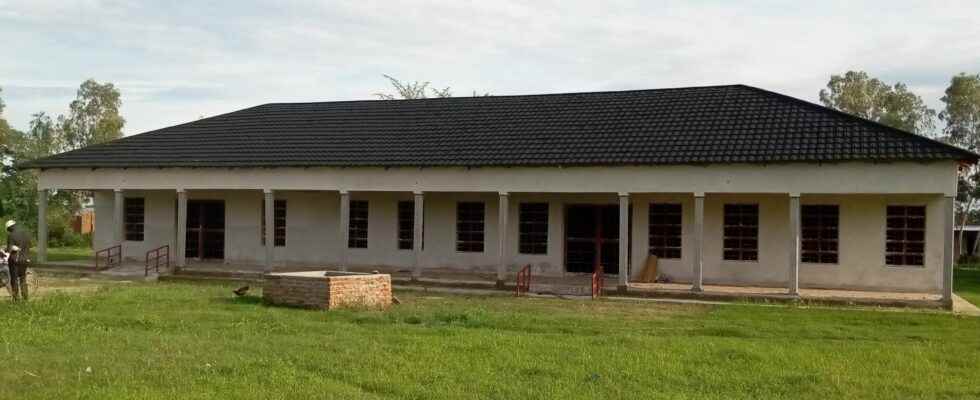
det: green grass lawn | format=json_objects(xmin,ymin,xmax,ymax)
[
  {"xmin": 29, "ymin": 246, "xmax": 94, "ymax": 262},
  {"xmin": 955, "ymin": 267, "xmax": 980, "ymax": 306},
  {"xmin": 0, "ymin": 282, "xmax": 978, "ymax": 399}
]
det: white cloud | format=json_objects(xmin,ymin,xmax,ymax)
[{"xmin": 1, "ymin": 0, "xmax": 978, "ymax": 134}]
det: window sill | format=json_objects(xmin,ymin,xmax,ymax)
[
  {"xmin": 884, "ymin": 264, "xmax": 926, "ymax": 269},
  {"xmin": 721, "ymin": 260, "xmax": 759, "ymax": 265},
  {"xmin": 801, "ymin": 262, "xmax": 838, "ymax": 267}
]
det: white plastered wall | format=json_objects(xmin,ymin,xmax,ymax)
[{"xmin": 79, "ymin": 161, "xmax": 956, "ymax": 292}]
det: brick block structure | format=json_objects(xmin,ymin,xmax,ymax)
[{"xmin": 263, "ymin": 271, "xmax": 392, "ymax": 310}]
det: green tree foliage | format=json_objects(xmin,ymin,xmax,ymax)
[
  {"xmin": 0, "ymin": 80, "xmax": 123, "ymax": 244},
  {"xmin": 58, "ymin": 79, "xmax": 125, "ymax": 150},
  {"xmin": 938, "ymin": 74, "xmax": 980, "ymax": 255},
  {"xmin": 819, "ymin": 71, "xmax": 936, "ymax": 134},
  {"xmin": 940, "ymin": 74, "xmax": 980, "ymax": 151},
  {"xmin": 0, "ymin": 87, "xmax": 10, "ymax": 151}
]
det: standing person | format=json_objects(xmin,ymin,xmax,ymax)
[{"xmin": 5, "ymin": 220, "xmax": 31, "ymax": 301}]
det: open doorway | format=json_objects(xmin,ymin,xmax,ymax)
[
  {"xmin": 186, "ymin": 200, "xmax": 225, "ymax": 260},
  {"xmin": 564, "ymin": 204, "xmax": 619, "ymax": 274}
]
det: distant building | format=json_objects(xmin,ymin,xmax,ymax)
[{"xmin": 954, "ymin": 225, "xmax": 980, "ymax": 258}]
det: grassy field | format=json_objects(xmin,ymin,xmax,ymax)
[
  {"xmin": 29, "ymin": 246, "xmax": 94, "ymax": 262},
  {"xmin": 0, "ymin": 281, "xmax": 978, "ymax": 399},
  {"xmin": 955, "ymin": 266, "xmax": 980, "ymax": 306}
]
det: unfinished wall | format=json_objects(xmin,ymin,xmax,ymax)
[{"xmin": 93, "ymin": 189, "xmax": 946, "ymax": 292}]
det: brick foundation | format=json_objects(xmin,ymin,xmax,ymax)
[{"xmin": 263, "ymin": 271, "xmax": 392, "ymax": 310}]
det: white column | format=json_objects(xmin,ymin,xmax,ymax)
[
  {"xmin": 338, "ymin": 190, "xmax": 350, "ymax": 271},
  {"xmin": 692, "ymin": 193, "xmax": 705, "ymax": 292},
  {"xmin": 788, "ymin": 194, "xmax": 801, "ymax": 296},
  {"xmin": 264, "ymin": 189, "xmax": 275, "ymax": 272},
  {"xmin": 413, "ymin": 191, "xmax": 424, "ymax": 280},
  {"xmin": 176, "ymin": 189, "xmax": 187, "ymax": 268},
  {"xmin": 943, "ymin": 195, "xmax": 955, "ymax": 305},
  {"xmin": 37, "ymin": 188, "xmax": 48, "ymax": 263},
  {"xmin": 113, "ymin": 189, "xmax": 124, "ymax": 246},
  {"xmin": 496, "ymin": 192, "xmax": 509, "ymax": 287},
  {"xmin": 618, "ymin": 192, "xmax": 630, "ymax": 289}
]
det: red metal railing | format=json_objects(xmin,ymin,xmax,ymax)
[
  {"xmin": 145, "ymin": 245, "xmax": 170, "ymax": 276},
  {"xmin": 95, "ymin": 245, "xmax": 122, "ymax": 270},
  {"xmin": 591, "ymin": 264, "xmax": 604, "ymax": 299},
  {"xmin": 515, "ymin": 264, "xmax": 531, "ymax": 297}
]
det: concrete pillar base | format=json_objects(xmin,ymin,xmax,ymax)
[
  {"xmin": 617, "ymin": 285, "xmax": 628, "ymax": 294},
  {"xmin": 691, "ymin": 286, "xmax": 704, "ymax": 293}
]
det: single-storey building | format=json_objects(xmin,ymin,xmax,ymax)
[{"xmin": 24, "ymin": 85, "xmax": 977, "ymax": 302}]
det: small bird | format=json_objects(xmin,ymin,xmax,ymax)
[{"xmin": 233, "ymin": 285, "xmax": 250, "ymax": 296}]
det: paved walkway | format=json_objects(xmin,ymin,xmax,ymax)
[
  {"xmin": 952, "ymin": 294, "xmax": 980, "ymax": 316},
  {"xmin": 36, "ymin": 259, "xmax": 962, "ymax": 311}
]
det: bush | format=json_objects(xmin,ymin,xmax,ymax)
[
  {"xmin": 957, "ymin": 254, "xmax": 980, "ymax": 266},
  {"xmin": 50, "ymin": 230, "xmax": 88, "ymax": 248}
]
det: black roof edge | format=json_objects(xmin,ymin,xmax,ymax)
[
  {"xmin": 739, "ymin": 84, "xmax": 980, "ymax": 164},
  {"xmin": 17, "ymin": 104, "xmax": 270, "ymax": 170}
]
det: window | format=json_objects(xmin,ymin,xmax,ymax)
[
  {"xmin": 348, "ymin": 200, "xmax": 369, "ymax": 248},
  {"xmin": 518, "ymin": 203, "xmax": 549, "ymax": 254},
  {"xmin": 649, "ymin": 203, "xmax": 682, "ymax": 259},
  {"xmin": 456, "ymin": 202, "xmax": 485, "ymax": 252},
  {"xmin": 124, "ymin": 197, "xmax": 144, "ymax": 241},
  {"xmin": 801, "ymin": 205, "xmax": 838, "ymax": 264},
  {"xmin": 886, "ymin": 205, "xmax": 926, "ymax": 266},
  {"xmin": 398, "ymin": 201, "xmax": 414, "ymax": 250},
  {"xmin": 261, "ymin": 199, "xmax": 286, "ymax": 247},
  {"xmin": 723, "ymin": 204, "xmax": 758, "ymax": 261}
]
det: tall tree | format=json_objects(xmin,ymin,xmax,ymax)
[
  {"xmin": 375, "ymin": 75, "xmax": 453, "ymax": 100},
  {"xmin": 374, "ymin": 75, "xmax": 489, "ymax": 100},
  {"xmin": 59, "ymin": 79, "xmax": 125, "ymax": 150},
  {"xmin": 0, "ymin": 86, "xmax": 10, "ymax": 152},
  {"xmin": 21, "ymin": 112, "xmax": 61, "ymax": 159},
  {"xmin": 938, "ymin": 73, "xmax": 980, "ymax": 256},
  {"xmin": 819, "ymin": 71, "xmax": 936, "ymax": 134}
]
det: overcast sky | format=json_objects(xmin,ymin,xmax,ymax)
[{"xmin": 2, "ymin": 0, "xmax": 979, "ymax": 135}]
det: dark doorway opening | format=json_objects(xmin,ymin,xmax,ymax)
[
  {"xmin": 186, "ymin": 200, "xmax": 225, "ymax": 260},
  {"xmin": 565, "ymin": 204, "xmax": 619, "ymax": 274}
]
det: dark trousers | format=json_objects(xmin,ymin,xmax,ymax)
[{"xmin": 8, "ymin": 255, "xmax": 27, "ymax": 301}]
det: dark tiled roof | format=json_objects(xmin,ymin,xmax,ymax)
[{"xmin": 23, "ymin": 84, "xmax": 978, "ymax": 169}]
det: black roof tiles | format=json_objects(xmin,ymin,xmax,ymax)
[{"xmin": 23, "ymin": 84, "xmax": 977, "ymax": 169}]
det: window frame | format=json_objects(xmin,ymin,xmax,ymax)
[
  {"xmin": 348, "ymin": 200, "xmax": 369, "ymax": 249},
  {"xmin": 648, "ymin": 203, "xmax": 682, "ymax": 259},
  {"xmin": 518, "ymin": 202, "xmax": 549, "ymax": 255},
  {"xmin": 885, "ymin": 205, "xmax": 926, "ymax": 267},
  {"xmin": 397, "ymin": 200, "xmax": 414, "ymax": 250},
  {"xmin": 124, "ymin": 197, "xmax": 145, "ymax": 242},
  {"xmin": 456, "ymin": 201, "xmax": 485, "ymax": 253},
  {"xmin": 722, "ymin": 203, "xmax": 759, "ymax": 262},
  {"xmin": 800, "ymin": 204, "xmax": 839, "ymax": 264},
  {"xmin": 260, "ymin": 199, "xmax": 287, "ymax": 247}
]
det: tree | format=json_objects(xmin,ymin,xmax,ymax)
[
  {"xmin": 59, "ymin": 79, "xmax": 125, "ymax": 150},
  {"xmin": 938, "ymin": 73, "xmax": 980, "ymax": 256},
  {"xmin": 0, "ymin": 86, "xmax": 10, "ymax": 153},
  {"xmin": 819, "ymin": 71, "xmax": 936, "ymax": 134},
  {"xmin": 374, "ymin": 75, "xmax": 489, "ymax": 100},
  {"xmin": 21, "ymin": 112, "xmax": 61, "ymax": 159}
]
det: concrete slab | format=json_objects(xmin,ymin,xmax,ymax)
[{"xmin": 952, "ymin": 294, "xmax": 980, "ymax": 316}]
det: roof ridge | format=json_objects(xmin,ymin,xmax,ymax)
[
  {"xmin": 256, "ymin": 84, "xmax": 745, "ymax": 107},
  {"xmin": 737, "ymin": 84, "xmax": 978, "ymax": 161}
]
